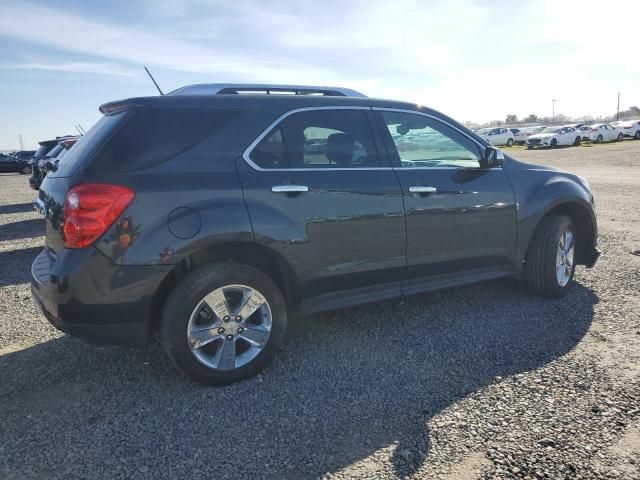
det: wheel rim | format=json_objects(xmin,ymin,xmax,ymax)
[
  {"xmin": 635, "ymin": 131, "xmax": 640, "ymax": 139},
  {"xmin": 618, "ymin": 134, "xmax": 623, "ymax": 141},
  {"xmin": 597, "ymin": 135, "xmax": 602, "ymax": 143},
  {"xmin": 555, "ymin": 228, "xmax": 575, "ymax": 287},
  {"xmin": 187, "ymin": 284, "xmax": 272, "ymax": 371}
]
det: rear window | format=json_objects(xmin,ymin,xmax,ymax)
[
  {"xmin": 88, "ymin": 107, "xmax": 241, "ymax": 173},
  {"xmin": 47, "ymin": 112, "xmax": 127, "ymax": 178},
  {"xmin": 34, "ymin": 144, "xmax": 54, "ymax": 158}
]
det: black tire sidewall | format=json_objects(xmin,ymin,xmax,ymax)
[
  {"xmin": 526, "ymin": 215, "xmax": 576, "ymax": 298},
  {"xmin": 161, "ymin": 262, "xmax": 287, "ymax": 385}
]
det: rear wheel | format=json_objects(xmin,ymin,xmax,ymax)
[
  {"xmin": 506, "ymin": 138, "xmax": 514, "ymax": 147},
  {"xmin": 525, "ymin": 215, "xmax": 576, "ymax": 298},
  {"xmin": 617, "ymin": 133, "xmax": 623, "ymax": 142},
  {"xmin": 596, "ymin": 135, "xmax": 603, "ymax": 143},
  {"xmin": 574, "ymin": 136, "xmax": 581, "ymax": 146},
  {"xmin": 161, "ymin": 262, "xmax": 287, "ymax": 385},
  {"xmin": 21, "ymin": 166, "xmax": 31, "ymax": 174},
  {"xmin": 635, "ymin": 131, "xmax": 640, "ymax": 140}
]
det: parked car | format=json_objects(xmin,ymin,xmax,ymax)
[
  {"xmin": 477, "ymin": 127, "xmax": 514, "ymax": 146},
  {"xmin": 10, "ymin": 150, "xmax": 36, "ymax": 161},
  {"xmin": 526, "ymin": 126, "xmax": 582, "ymax": 148},
  {"xmin": 38, "ymin": 137, "xmax": 80, "ymax": 176},
  {"xmin": 619, "ymin": 120, "xmax": 640, "ymax": 139},
  {"xmin": 579, "ymin": 126, "xmax": 592, "ymax": 141},
  {"xmin": 29, "ymin": 137, "xmax": 74, "ymax": 190},
  {"xmin": 587, "ymin": 124, "xmax": 624, "ymax": 143},
  {"xmin": 520, "ymin": 126, "xmax": 546, "ymax": 142},
  {"xmin": 0, "ymin": 153, "xmax": 32, "ymax": 174},
  {"xmin": 31, "ymin": 83, "xmax": 599, "ymax": 385},
  {"xmin": 508, "ymin": 128, "xmax": 527, "ymax": 144}
]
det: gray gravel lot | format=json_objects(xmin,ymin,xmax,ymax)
[{"xmin": 1, "ymin": 141, "xmax": 639, "ymax": 479}]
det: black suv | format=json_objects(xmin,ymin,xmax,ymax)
[{"xmin": 31, "ymin": 84, "xmax": 599, "ymax": 385}]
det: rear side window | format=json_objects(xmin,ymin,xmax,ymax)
[
  {"xmin": 34, "ymin": 144, "xmax": 54, "ymax": 158},
  {"xmin": 250, "ymin": 109, "xmax": 380, "ymax": 169},
  {"xmin": 90, "ymin": 107, "xmax": 241, "ymax": 173}
]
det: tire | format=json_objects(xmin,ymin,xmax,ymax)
[
  {"xmin": 21, "ymin": 166, "xmax": 32, "ymax": 175},
  {"xmin": 525, "ymin": 215, "xmax": 576, "ymax": 298},
  {"xmin": 596, "ymin": 135, "xmax": 603, "ymax": 144},
  {"xmin": 161, "ymin": 262, "xmax": 287, "ymax": 385},
  {"xmin": 635, "ymin": 131, "xmax": 640, "ymax": 140},
  {"xmin": 574, "ymin": 136, "xmax": 581, "ymax": 146},
  {"xmin": 617, "ymin": 133, "xmax": 623, "ymax": 142},
  {"xmin": 550, "ymin": 139, "xmax": 558, "ymax": 148},
  {"xmin": 506, "ymin": 138, "xmax": 514, "ymax": 147}
]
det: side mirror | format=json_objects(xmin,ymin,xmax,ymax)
[{"xmin": 482, "ymin": 146, "xmax": 504, "ymax": 168}]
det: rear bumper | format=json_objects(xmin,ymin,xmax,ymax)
[{"xmin": 30, "ymin": 248, "xmax": 172, "ymax": 347}]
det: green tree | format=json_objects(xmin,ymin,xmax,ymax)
[{"xmin": 505, "ymin": 114, "xmax": 518, "ymax": 124}]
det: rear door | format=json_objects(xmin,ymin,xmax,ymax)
[
  {"xmin": 373, "ymin": 108, "xmax": 517, "ymax": 294},
  {"xmin": 237, "ymin": 107, "xmax": 406, "ymax": 311}
]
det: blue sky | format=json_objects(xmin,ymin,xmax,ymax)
[{"xmin": 1, "ymin": 0, "xmax": 638, "ymax": 150}]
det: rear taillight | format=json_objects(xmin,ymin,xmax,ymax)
[
  {"xmin": 63, "ymin": 183, "xmax": 134, "ymax": 249},
  {"xmin": 591, "ymin": 128, "xmax": 598, "ymax": 131}
]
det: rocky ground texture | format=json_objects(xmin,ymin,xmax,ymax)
[{"xmin": 1, "ymin": 140, "xmax": 638, "ymax": 479}]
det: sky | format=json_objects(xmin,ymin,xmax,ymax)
[{"xmin": 1, "ymin": 0, "xmax": 638, "ymax": 150}]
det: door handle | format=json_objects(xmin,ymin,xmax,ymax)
[
  {"xmin": 408, "ymin": 186, "xmax": 437, "ymax": 194},
  {"xmin": 271, "ymin": 184, "xmax": 309, "ymax": 193}
]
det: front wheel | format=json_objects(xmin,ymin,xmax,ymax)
[
  {"xmin": 525, "ymin": 215, "xmax": 576, "ymax": 298},
  {"xmin": 506, "ymin": 138, "xmax": 514, "ymax": 147},
  {"xmin": 596, "ymin": 135, "xmax": 603, "ymax": 143},
  {"xmin": 21, "ymin": 166, "xmax": 32, "ymax": 174},
  {"xmin": 550, "ymin": 139, "xmax": 558, "ymax": 148},
  {"xmin": 161, "ymin": 262, "xmax": 287, "ymax": 385},
  {"xmin": 574, "ymin": 136, "xmax": 581, "ymax": 146},
  {"xmin": 617, "ymin": 133, "xmax": 623, "ymax": 142},
  {"xmin": 635, "ymin": 131, "xmax": 640, "ymax": 140}
]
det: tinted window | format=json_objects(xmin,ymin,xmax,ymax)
[
  {"xmin": 379, "ymin": 111, "xmax": 482, "ymax": 168},
  {"xmin": 90, "ymin": 107, "xmax": 242, "ymax": 173},
  {"xmin": 34, "ymin": 144, "xmax": 55, "ymax": 158},
  {"xmin": 250, "ymin": 109, "xmax": 379, "ymax": 169},
  {"xmin": 46, "ymin": 144, "xmax": 64, "ymax": 158}
]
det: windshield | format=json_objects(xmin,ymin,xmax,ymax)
[
  {"xmin": 476, "ymin": 128, "xmax": 490, "ymax": 134},
  {"xmin": 541, "ymin": 127, "xmax": 560, "ymax": 133}
]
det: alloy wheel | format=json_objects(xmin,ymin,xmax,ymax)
[
  {"xmin": 187, "ymin": 284, "xmax": 272, "ymax": 371},
  {"xmin": 555, "ymin": 228, "xmax": 575, "ymax": 287}
]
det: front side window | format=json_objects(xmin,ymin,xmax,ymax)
[
  {"xmin": 379, "ymin": 111, "xmax": 482, "ymax": 168},
  {"xmin": 249, "ymin": 109, "xmax": 379, "ymax": 169}
]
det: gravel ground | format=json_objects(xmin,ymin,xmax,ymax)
[{"xmin": 1, "ymin": 140, "xmax": 639, "ymax": 480}]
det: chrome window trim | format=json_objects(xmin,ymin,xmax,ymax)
[
  {"xmin": 242, "ymin": 105, "xmax": 494, "ymax": 172},
  {"xmin": 242, "ymin": 106, "xmax": 394, "ymax": 172}
]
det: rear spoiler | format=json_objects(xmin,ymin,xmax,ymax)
[{"xmin": 99, "ymin": 100, "xmax": 145, "ymax": 115}]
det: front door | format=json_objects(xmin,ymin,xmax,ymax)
[
  {"xmin": 374, "ymin": 109, "xmax": 517, "ymax": 295},
  {"xmin": 237, "ymin": 107, "xmax": 406, "ymax": 312}
]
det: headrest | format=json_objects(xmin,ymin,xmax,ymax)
[{"xmin": 326, "ymin": 133, "xmax": 356, "ymax": 166}]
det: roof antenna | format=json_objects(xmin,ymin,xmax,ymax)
[
  {"xmin": 77, "ymin": 124, "xmax": 86, "ymax": 134},
  {"xmin": 74, "ymin": 124, "xmax": 84, "ymax": 135},
  {"xmin": 144, "ymin": 66, "xmax": 164, "ymax": 95}
]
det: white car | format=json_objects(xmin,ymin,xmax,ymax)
[
  {"xmin": 587, "ymin": 124, "xmax": 624, "ymax": 143},
  {"xmin": 619, "ymin": 120, "xmax": 640, "ymax": 139},
  {"xmin": 477, "ymin": 127, "xmax": 514, "ymax": 147},
  {"xmin": 509, "ymin": 128, "xmax": 528, "ymax": 144},
  {"xmin": 526, "ymin": 126, "xmax": 582, "ymax": 149}
]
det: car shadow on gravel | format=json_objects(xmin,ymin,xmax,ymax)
[
  {"xmin": 0, "ymin": 246, "xmax": 41, "ymax": 286},
  {"xmin": 0, "ymin": 279, "xmax": 597, "ymax": 479},
  {"xmin": 0, "ymin": 218, "xmax": 44, "ymax": 241},
  {"xmin": 0, "ymin": 202, "xmax": 35, "ymax": 215}
]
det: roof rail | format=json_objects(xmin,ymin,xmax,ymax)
[{"xmin": 167, "ymin": 83, "xmax": 367, "ymax": 98}]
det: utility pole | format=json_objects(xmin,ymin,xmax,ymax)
[
  {"xmin": 552, "ymin": 99, "xmax": 557, "ymax": 122},
  {"xmin": 616, "ymin": 92, "xmax": 620, "ymax": 121},
  {"xmin": 19, "ymin": 134, "xmax": 24, "ymax": 150}
]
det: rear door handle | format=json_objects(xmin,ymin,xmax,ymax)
[
  {"xmin": 271, "ymin": 184, "xmax": 309, "ymax": 193},
  {"xmin": 408, "ymin": 186, "xmax": 437, "ymax": 194}
]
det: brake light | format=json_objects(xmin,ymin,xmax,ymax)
[{"xmin": 63, "ymin": 183, "xmax": 134, "ymax": 248}]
